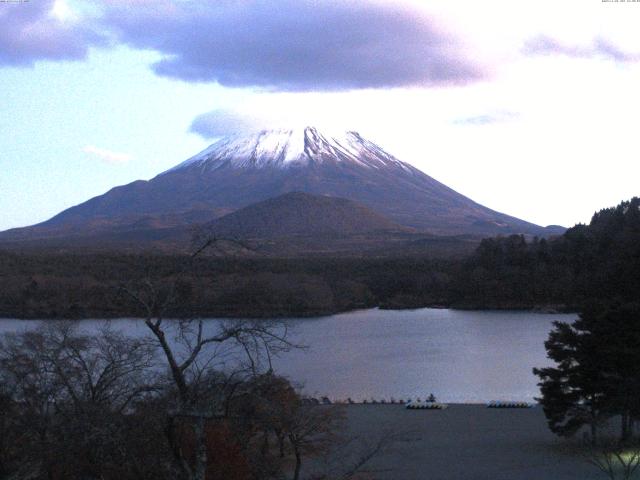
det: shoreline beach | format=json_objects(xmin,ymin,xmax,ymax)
[{"xmin": 326, "ymin": 404, "xmax": 611, "ymax": 480}]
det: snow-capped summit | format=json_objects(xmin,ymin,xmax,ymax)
[
  {"xmin": 169, "ymin": 127, "xmax": 413, "ymax": 172},
  {"xmin": 0, "ymin": 126, "xmax": 565, "ymax": 245}
]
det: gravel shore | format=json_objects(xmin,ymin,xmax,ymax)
[{"xmin": 332, "ymin": 404, "xmax": 609, "ymax": 480}]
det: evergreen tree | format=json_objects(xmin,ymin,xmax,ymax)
[
  {"xmin": 534, "ymin": 302, "xmax": 640, "ymax": 443},
  {"xmin": 534, "ymin": 316, "xmax": 607, "ymax": 443}
]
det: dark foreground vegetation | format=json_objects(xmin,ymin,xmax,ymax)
[
  {"xmin": 527, "ymin": 198, "xmax": 640, "ymax": 478},
  {"xmin": 1, "ymin": 198, "xmax": 639, "ymax": 319},
  {"xmin": 1, "ymin": 198, "xmax": 639, "ymax": 480},
  {"xmin": 0, "ymin": 319, "xmax": 396, "ymax": 480},
  {"xmin": 535, "ymin": 303, "xmax": 640, "ymax": 443}
]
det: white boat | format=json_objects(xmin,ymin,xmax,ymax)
[
  {"xmin": 406, "ymin": 401, "xmax": 448, "ymax": 410},
  {"xmin": 487, "ymin": 400, "xmax": 534, "ymax": 408}
]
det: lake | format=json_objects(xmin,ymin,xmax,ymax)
[{"xmin": 0, "ymin": 308, "xmax": 576, "ymax": 403}]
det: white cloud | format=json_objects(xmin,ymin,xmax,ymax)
[
  {"xmin": 83, "ymin": 145, "xmax": 132, "ymax": 165},
  {"xmin": 185, "ymin": 40, "xmax": 640, "ymax": 228},
  {"xmin": 12, "ymin": 0, "xmax": 640, "ymax": 229},
  {"xmin": 50, "ymin": 0, "xmax": 77, "ymax": 23}
]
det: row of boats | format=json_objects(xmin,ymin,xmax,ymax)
[{"xmin": 406, "ymin": 400, "xmax": 535, "ymax": 410}]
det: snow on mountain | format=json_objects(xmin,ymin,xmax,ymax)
[
  {"xmin": 0, "ymin": 125, "xmax": 565, "ymax": 245},
  {"xmin": 168, "ymin": 127, "xmax": 413, "ymax": 172}
]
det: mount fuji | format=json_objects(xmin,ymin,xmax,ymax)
[{"xmin": 0, "ymin": 127, "xmax": 563, "ymax": 249}]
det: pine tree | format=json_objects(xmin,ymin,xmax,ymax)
[{"xmin": 534, "ymin": 302, "xmax": 640, "ymax": 444}]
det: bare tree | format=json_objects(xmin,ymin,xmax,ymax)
[
  {"xmin": 1, "ymin": 320, "xmax": 391, "ymax": 480},
  {"xmin": 1, "ymin": 325, "xmax": 69, "ymax": 478},
  {"xmin": 285, "ymin": 404, "xmax": 343, "ymax": 480},
  {"xmin": 119, "ymin": 248, "xmax": 298, "ymax": 480},
  {"xmin": 43, "ymin": 322, "xmax": 157, "ymax": 410},
  {"xmin": 584, "ymin": 437, "xmax": 640, "ymax": 480},
  {"xmin": 0, "ymin": 382, "xmax": 19, "ymax": 477},
  {"xmin": 0, "ymin": 321, "xmax": 159, "ymax": 479},
  {"xmin": 312, "ymin": 428, "xmax": 415, "ymax": 480}
]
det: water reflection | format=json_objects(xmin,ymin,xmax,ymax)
[{"xmin": 0, "ymin": 308, "xmax": 576, "ymax": 402}]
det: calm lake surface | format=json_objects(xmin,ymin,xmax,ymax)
[{"xmin": 0, "ymin": 308, "xmax": 576, "ymax": 403}]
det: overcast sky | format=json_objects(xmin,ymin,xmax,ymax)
[{"xmin": 2, "ymin": 0, "xmax": 640, "ymax": 231}]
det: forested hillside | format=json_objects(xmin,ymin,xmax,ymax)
[
  {"xmin": 1, "ymin": 198, "xmax": 637, "ymax": 319},
  {"xmin": 0, "ymin": 253, "xmax": 454, "ymax": 319},
  {"xmin": 451, "ymin": 197, "xmax": 640, "ymax": 309}
]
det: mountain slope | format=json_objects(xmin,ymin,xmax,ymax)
[
  {"xmin": 205, "ymin": 191, "xmax": 410, "ymax": 238},
  {"xmin": 0, "ymin": 127, "xmax": 563, "ymax": 244}
]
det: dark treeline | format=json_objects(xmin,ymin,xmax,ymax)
[
  {"xmin": 454, "ymin": 197, "xmax": 640, "ymax": 310},
  {"xmin": 1, "ymin": 197, "xmax": 639, "ymax": 319},
  {"xmin": 0, "ymin": 253, "xmax": 455, "ymax": 319},
  {"xmin": 530, "ymin": 199, "xmax": 640, "ymax": 448}
]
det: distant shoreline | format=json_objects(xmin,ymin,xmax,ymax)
[{"xmin": 0, "ymin": 303, "xmax": 577, "ymax": 321}]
